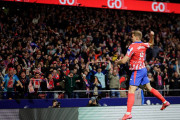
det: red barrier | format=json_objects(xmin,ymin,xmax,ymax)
[{"xmin": 3, "ymin": 0, "xmax": 180, "ymax": 14}]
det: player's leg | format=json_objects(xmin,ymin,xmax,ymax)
[
  {"xmin": 122, "ymin": 70, "xmax": 140, "ymax": 120},
  {"xmin": 127, "ymin": 85, "xmax": 138, "ymax": 113},
  {"xmin": 122, "ymin": 85, "xmax": 137, "ymax": 120},
  {"xmin": 141, "ymin": 68, "xmax": 170, "ymax": 110},
  {"xmin": 141, "ymin": 68, "xmax": 162, "ymax": 95},
  {"xmin": 145, "ymin": 81, "xmax": 170, "ymax": 110},
  {"xmin": 127, "ymin": 70, "xmax": 140, "ymax": 114}
]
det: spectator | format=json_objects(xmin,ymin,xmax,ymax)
[
  {"xmin": 168, "ymin": 64, "xmax": 175, "ymax": 79},
  {"xmin": 163, "ymin": 68, "xmax": 170, "ymax": 96},
  {"xmin": 15, "ymin": 71, "xmax": 29, "ymax": 99},
  {"xmin": 32, "ymin": 14, "xmax": 40, "ymax": 25},
  {"xmin": 154, "ymin": 68, "xmax": 164, "ymax": 94},
  {"xmin": 46, "ymin": 73, "xmax": 55, "ymax": 99},
  {"xmin": 145, "ymin": 73, "xmax": 155, "ymax": 96},
  {"xmin": 0, "ymin": 72, "xmax": 3, "ymax": 98},
  {"xmin": 170, "ymin": 72, "xmax": 180, "ymax": 96},
  {"xmin": 94, "ymin": 67, "xmax": 106, "ymax": 96},
  {"xmin": 175, "ymin": 60, "xmax": 180, "ymax": 75},
  {"xmin": 119, "ymin": 75, "xmax": 127, "ymax": 98},
  {"xmin": 108, "ymin": 68, "xmax": 120, "ymax": 98},
  {"xmin": 91, "ymin": 76, "xmax": 102, "ymax": 96},
  {"xmin": 52, "ymin": 70, "xmax": 59, "ymax": 79},
  {"xmin": 73, "ymin": 68, "xmax": 82, "ymax": 98},
  {"xmin": 1, "ymin": 68, "xmax": 23, "ymax": 99},
  {"xmin": 61, "ymin": 64, "xmax": 70, "ymax": 76},
  {"xmin": 148, "ymin": 73, "xmax": 155, "ymax": 88},
  {"xmin": 54, "ymin": 68, "xmax": 65, "ymax": 99},
  {"xmin": 88, "ymin": 61, "xmax": 110, "ymax": 96},
  {"xmin": 15, "ymin": 65, "xmax": 22, "ymax": 77},
  {"xmin": 29, "ymin": 72, "xmax": 43, "ymax": 99},
  {"xmin": 64, "ymin": 71, "xmax": 77, "ymax": 98},
  {"xmin": 81, "ymin": 74, "xmax": 90, "ymax": 98}
]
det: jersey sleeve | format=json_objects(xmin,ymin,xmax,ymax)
[
  {"xmin": 143, "ymin": 43, "xmax": 150, "ymax": 48},
  {"xmin": 126, "ymin": 45, "xmax": 134, "ymax": 58}
]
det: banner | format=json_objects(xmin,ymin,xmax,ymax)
[
  {"xmin": 0, "ymin": 97, "xmax": 180, "ymax": 109},
  {"xmin": 3, "ymin": 0, "xmax": 180, "ymax": 14}
]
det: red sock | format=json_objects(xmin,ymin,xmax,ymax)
[
  {"xmin": 127, "ymin": 93, "xmax": 135, "ymax": 113},
  {"xmin": 150, "ymin": 88, "xmax": 166, "ymax": 103}
]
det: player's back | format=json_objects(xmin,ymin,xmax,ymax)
[{"xmin": 126, "ymin": 42, "xmax": 150, "ymax": 70}]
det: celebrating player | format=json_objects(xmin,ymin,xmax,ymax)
[{"xmin": 117, "ymin": 30, "xmax": 170, "ymax": 120}]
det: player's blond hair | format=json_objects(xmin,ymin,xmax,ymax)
[{"xmin": 132, "ymin": 30, "xmax": 142, "ymax": 40}]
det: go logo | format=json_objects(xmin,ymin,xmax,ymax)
[
  {"xmin": 107, "ymin": 0, "xmax": 122, "ymax": 9},
  {"xmin": 59, "ymin": 0, "xmax": 75, "ymax": 5},
  {"xmin": 152, "ymin": 2, "xmax": 165, "ymax": 12}
]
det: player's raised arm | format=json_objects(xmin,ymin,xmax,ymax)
[{"xmin": 149, "ymin": 31, "xmax": 154, "ymax": 46}]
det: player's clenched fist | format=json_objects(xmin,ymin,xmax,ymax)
[{"xmin": 150, "ymin": 31, "xmax": 154, "ymax": 36}]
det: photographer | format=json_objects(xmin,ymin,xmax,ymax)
[
  {"xmin": 87, "ymin": 96, "xmax": 101, "ymax": 107},
  {"xmin": 51, "ymin": 100, "xmax": 61, "ymax": 108}
]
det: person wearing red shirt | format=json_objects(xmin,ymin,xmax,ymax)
[
  {"xmin": 46, "ymin": 74, "xmax": 55, "ymax": 99},
  {"xmin": 61, "ymin": 64, "xmax": 70, "ymax": 76},
  {"xmin": 119, "ymin": 75, "xmax": 127, "ymax": 98},
  {"xmin": 117, "ymin": 31, "xmax": 170, "ymax": 120},
  {"xmin": 29, "ymin": 72, "xmax": 43, "ymax": 99},
  {"xmin": 52, "ymin": 70, "xmax": 59, "ymax": 79}
]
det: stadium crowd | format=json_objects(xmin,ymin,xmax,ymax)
[{"xmin": 0, "ymin": 2, "xmax": 179, "ymax": 99}]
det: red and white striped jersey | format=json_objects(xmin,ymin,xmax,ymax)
[{"xmin": 126, "ymin": 42, "xmax": 150, "ymax": 70}]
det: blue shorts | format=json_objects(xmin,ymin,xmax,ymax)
[{"xmin": 130, "ymin": 68, "xmax": 150, "ymax": 86}]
